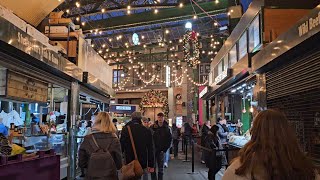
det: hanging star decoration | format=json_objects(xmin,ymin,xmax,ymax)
[
  {"xmin": 183, "ymin": 30, "xmax": 200, "ymax": 68},
  {"xmin": 140, "ymin": 90, "xmax": 169, "ymax": 116}
]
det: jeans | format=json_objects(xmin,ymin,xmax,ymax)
[
  {"xmin": 151, "ymin": 151, "xmax": 165, "ymax": 180},
  {"xmin": 164, "ymin": 149, "xmax": 170, "ymax": 164},
  {"xmin": 140, "ymin": 169, "xmax": 149, "ymax": 180},
  {"xmin": 173, "ymin": 139, "xmax": 179, "ymax": 157}
]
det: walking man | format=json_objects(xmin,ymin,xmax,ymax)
[
  {"xmin": 150, "ymin": 112, "xmax": 172, "ymax": 180},
  {"xmin": 121, "ymin": 112, "xmax": 155, "ymax": 180}
]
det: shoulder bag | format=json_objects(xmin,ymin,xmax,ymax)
[{"xmin": 121, "ymin": 126, "xmax": 143, "ymax": 180}]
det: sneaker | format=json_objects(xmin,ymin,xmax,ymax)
[
  {"xmin": 201, "ymin": 160, "xmax": 205, "ymax": 164},
  {"xmin": 164, "ymin": 162, "xmax": 168, "ymax": 168}
]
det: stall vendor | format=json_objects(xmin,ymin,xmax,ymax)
[{"xmin": 0, "ymin": 118, "xmax": 8, "ymax": 137}]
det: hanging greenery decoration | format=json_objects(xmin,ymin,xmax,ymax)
[
  {"xmin": 140, "ymin": 90, "xmax": 169, "ymax": 116},
  {"xmin": 183, "ymin": 30, "xmax": 200, "ymax": 68}
]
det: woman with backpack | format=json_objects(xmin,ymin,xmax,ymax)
[{"xmin": 79, "ymin": 112, "xmax": 123, "ymax": 180}]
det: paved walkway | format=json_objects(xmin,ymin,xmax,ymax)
[
  {"xmin": 162, "ymin": 152, "xmax": 225, "ymax": 180},
  {"xmin": 77, "ymin": 148, "xmax": 225, "ymax": 180}
]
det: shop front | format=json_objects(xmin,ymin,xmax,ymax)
[
  {"xmin": 252, "ymin": 4, "xmax": 320, "ymax": 164},
  {"xmin": 0, "ymin": 12, "xmax": 113, "ymax": 179}
]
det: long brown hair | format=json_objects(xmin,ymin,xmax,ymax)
[{"xmin": 235, "ymin": 109, "xmax": 316, "ymax": 180}]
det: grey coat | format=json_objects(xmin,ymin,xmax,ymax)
[
  {"xmin": 78, "ymin": 132, "xmax": 123, "ymax": 179},
  {"xmin": 217, "ymin": 123, "xmax": 228, "ymax": 144}
]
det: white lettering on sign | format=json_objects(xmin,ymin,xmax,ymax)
[
  {"xmin": 298, "ymin": 11, "xmax": 320, "ymax": 37},
  {"xmin": 116, "ymin": 106, "xmax": 132, "ymax": 111},
  {"xmin": 214, "ymin": 70, "xmax": 229, "ymax": 85},
  {"xmin": 199, "ymin": 87, "xmax": 208, "ymax": 99}
]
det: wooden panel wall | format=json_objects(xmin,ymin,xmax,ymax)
[{"xmin": 263, "ymin": 9, "xmax": 310, "ymax": 43}]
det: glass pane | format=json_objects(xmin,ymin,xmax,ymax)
[
  {"xmin": 249, "ymin": 15, "xmax": 260, "ymax": 52},
  {"xmin": 218, "ymin": 61, "xmax": 223, "ymax": 75},
  {"xmin": 238, "ymin": 31, "xmax": 247, "ymax": 60},
  {"xmin": 223, "ymin": 54, "xmax": 229, "ymax": 70},
  {"xmin": 229, "ymin": 45, "xmax": 237, "ymax": 67}
]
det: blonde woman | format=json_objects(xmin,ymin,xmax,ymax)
[{"xmin": 79, "ymin": 112, "xmax": 122, "ymax": 179}]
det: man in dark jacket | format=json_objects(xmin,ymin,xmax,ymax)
[
  {"xmin": 150, "ymin": 112, "xmax": 172, "ymax": 180},
  {"xmin": 201, "ymin": 120, "xmax": 211, "ymax": 163},
  {"xmin": 120, "ymin": 112, "xmax": 155, "ymax": 179}
]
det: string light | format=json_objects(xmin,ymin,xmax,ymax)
[
  {"xmin": 154, "ymin": 9, "xmax": 158, "ymax": 14},
  {"xmin": 101, "ymin": 9, "xmax": 105, "ymax": 13},
  {"xmin": 179, "ymin": 3, "xmax": 184, "ymax": 8},
  {"xmin": 76, "ymin": 2, "xmax": 80, "ymax": 8},
  {"xmin": 193, "ymin": 15, "xmax": 198, "ymax": 19}
]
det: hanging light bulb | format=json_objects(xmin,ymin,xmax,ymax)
[{"xmin": 250, "ymin": 106, "xmax": 254, "ymax": 113}]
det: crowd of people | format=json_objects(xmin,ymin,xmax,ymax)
[{"xmin": 75, "ymin": 109, "xmax": 320, "ymax": 180}]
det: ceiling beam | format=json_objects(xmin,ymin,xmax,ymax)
[
  {"xmin": 66, "ymin": 3, "xmax": 177, "ymax": 18},
  {"xmin": 81, "ymin": 1, "xmax": 230, "ymax": 32}
]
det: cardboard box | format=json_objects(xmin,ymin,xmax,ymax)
[
  {"xmin": 49, "ymin": 41, "xmax": 67, "ymax": 54},
  {"xmin": 58, "ymin": 18, "xmax": 72, "ymax": 24},
  {"xmin": 45, "ymin": 26, "xmax": 68, "ymax": 34},
  {"xmin": 49, "ymin": 11, "xmax": 64, "ymax": 19},
  {"xmin": 49, "ymin": 18, "xmax": 59, "ymax": 25},
  {"xmin": 45, "ymin": 32, "xmax": 79, "ymax": 39},
  {"xmin": 59, "ymin": 41, "xmax": 78, "ymax": 57},
  {"xmin": 26, "ymin": 24, "xmax": 49, "ymax": 44}
]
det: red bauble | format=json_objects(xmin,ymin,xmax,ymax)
[{"xmin": 190, "ymin": 31, "xmax": 197, "ymax": 40}]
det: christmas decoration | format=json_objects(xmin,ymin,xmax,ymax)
[
  {"xmin": 183, "ymin": 30, "xmax": 200, "ymax": 67},
  {"xmin": 140, "ymin": 90, "xmax": 169, "ymax": 116}
]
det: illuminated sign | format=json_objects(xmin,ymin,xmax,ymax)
[
  {"xmin": 214, "ymin": 68, "xmax": 232, "ymax": 85},
  {"xmin": 116, "ymin": 106, "xmax": 132, "ymax": 111},
  {"xmin": 199, "ymin": 86, "xmax": 208, "ymax": 99}
]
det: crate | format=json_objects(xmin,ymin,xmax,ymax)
[{"xmin": 45, "ymin": 26, "xmax": 68, "ymax": 34}]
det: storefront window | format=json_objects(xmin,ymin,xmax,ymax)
[
  {"xmin": 229, "ymin": 45, "xmax": 237, "ymax": 67},
  {"xmin": 238, "ymin": 31, "xmax": 248, "ymax": 60},
  {"xmin": 218, "ymin": 61, "xmax": 223, "ymax": 75},
  {"xmin": 113, "ymin": 69, "xmax": 124, "ymax": 87},
  {"xmin": 249, "ymin": 15, "xmax": 261, "ymax": 52},
  {"xmin": 223, "ymin": 54, "xmax": 229, "ymax": 70}
]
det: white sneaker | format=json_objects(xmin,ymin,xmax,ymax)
[{"xmin": 164, "ymin": 162, "xmax": 168, "ymax": 168}]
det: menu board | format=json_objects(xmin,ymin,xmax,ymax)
[
  {"xmin": 0, "ymin": 69, "xmax": 6, "ymax": 96},
  {"xmin": 6, "ymin": 71, "xmax": 48, "ymax": 102},
  {"xmin": 249, "ymin": 15, "xmax": 261, "ymax": 52},
  {"xmin": 238, "ymin": 31, "xmax": 248, "ymax": 60}
]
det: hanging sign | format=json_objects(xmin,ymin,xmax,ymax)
[
  {"xmin": 199, "ymin": 86, "xmax": 208, "ymax": 99},
  {"xmin": 6, "ymin": 71, "xmax": 48, "ymax": 102}
]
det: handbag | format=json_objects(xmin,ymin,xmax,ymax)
[{"xmin": 121, "ymin": 126, "xmax": 144, "ymax": 180}]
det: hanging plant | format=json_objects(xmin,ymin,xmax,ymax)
[
  {"xmin": 140, "ymin": 90, "xmax": 169, "ymax": 116},
  {"xmin": 183, "ymin": 30, "xmax": 200, "ymax": 68}
]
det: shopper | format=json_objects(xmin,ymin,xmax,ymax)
[
  {"xmin": 217, "ymin": 117, "xmax": 229, "ymax": 144},
  {"xmin": 222, "ymin": 109, "xmax": 320, "ymax": 180},
  {"xmin": 142, "ymin": 117, "xmax": 150, "ymax": 128},
  {"xmin": 121, "ymin": 112, "xmax": 155, "ymax": 180},
  {"xmin": 0, "ymin": 118, "xmax": 8, "ymax": 137},
  {"xmin": 182, "ymin": 122, "xmax": 192, "ymax": 150},
  {"xmin": 150, "ymin": 112, "xmax": 172, "ymax": 180},
  {"xmin": 78, "ymin": 112, "xmax": 122, "ymax": 179},
  {"xmin": 205, "ymin": 125, "xmax": 224, "ymax": 180},
  {"xmin": 201, "ymin": 120, "xmax": 211, "ymax": 164},
  {"xmin": 171, "ymin": 123, "xmax": 181, "ymax": 158}
]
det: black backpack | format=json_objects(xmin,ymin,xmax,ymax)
[{"xmin": 86, "ymin": 134, "xmax": 117, "ymax": 179}]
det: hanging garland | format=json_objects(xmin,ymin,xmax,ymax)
[
  {"xmin": 140, "ymin": 90, "xmax": 169, "ymax": 116},
  {"xmin": 183, "ymin": 30, "xmax": 200, "ymax": 68}
]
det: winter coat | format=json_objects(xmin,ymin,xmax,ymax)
[
  {"xmin": 120, "ymin": 119, "xmax": 155, "ymax": 169},
  {"xmin": 78, "ymin": 132, "xmax": 123, "ymax": 178},
  {"xmin": 222, "ymin": 159, "xmax": 320, "ymax": 180},
  {"xmin": 172, "ymin": 126, "xmax": 181, "ymax": 140},
  {"xmin": 217, "ymin": 123, "xmax": 228, "ymax": 143},
  {"xmin": 151, "ymin": 121, "xmax": 172, "ymax": 154},
  {"xmin": 201, "ymin": 125, "xmax": 210, "ymax": 146}
]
